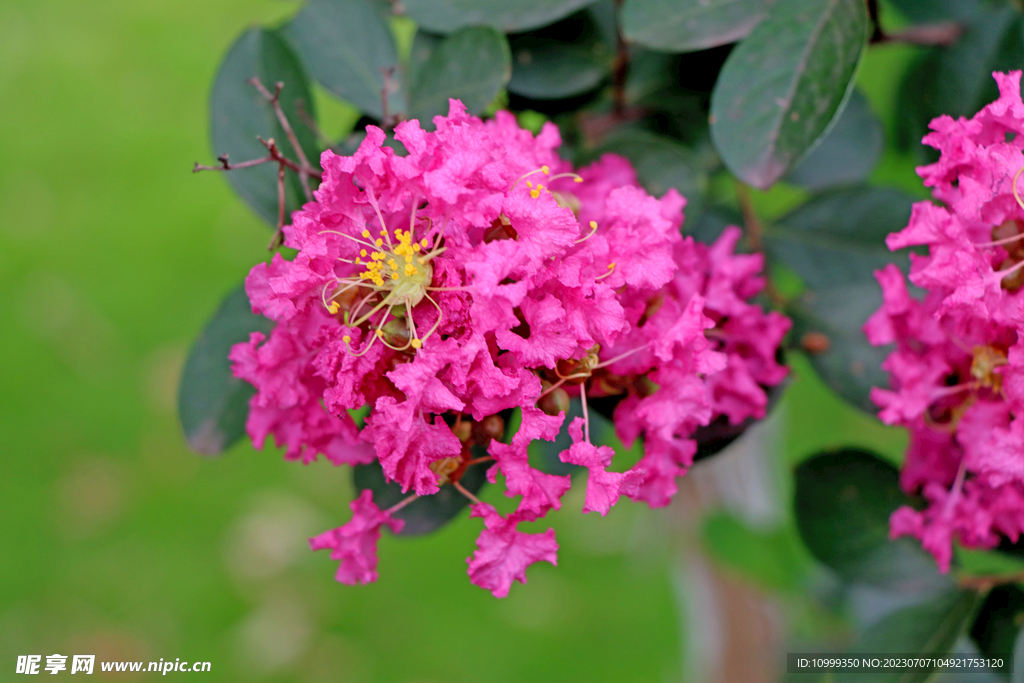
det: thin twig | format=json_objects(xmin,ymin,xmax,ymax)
[
  {"xmin": 380, "ymin": 67, "xmax": 396, "ymax": 131},
  {"xmin": 453, "ymin": 480, "xmax": 483, "ymax": 506},
  {"xmin": 958, "ymin": 570, "xmax": 1024, "ymax": 592},
  {"xmin": 249, "ymin": 77, "xmax": 318, "ymax": 201},
  {"xmin": 734, "ymin": 180, "xmax": 786, "ymax": 307}
]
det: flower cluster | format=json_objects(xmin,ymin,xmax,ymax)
[
  {"xmin": 865, "ymin": 71, "xmax": 1024, "ymax": 572},
  {"xmin": 230, "ymin": 101, "xmax": 788, "ymax": 596}
]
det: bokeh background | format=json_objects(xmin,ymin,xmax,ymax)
[{"xmin": 0, "ymin": 1, "xmax": 923, "ymax": 681}]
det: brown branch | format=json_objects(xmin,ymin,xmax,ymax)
[
  {"xmin": 248, "ymin": 77, "xmax": 318, "ymax": 201},
  {"xmin": 380, "ymin": 66, "xmax": 398, "ymax": 131},
  {"xmin": 734, "ymin": 181, "xmax": 786, "ymax": 307},
  {"xmin": 874, "ymin": 22, "xmax": 963, "ymax": 47},
  {"xmin": 958, "ymin": 570, "xmax": 1024, "ymax": 592}
]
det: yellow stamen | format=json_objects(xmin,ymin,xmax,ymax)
[{"xmin": 411, "ymin": 338, "xmax": 422, "ymax": 349}]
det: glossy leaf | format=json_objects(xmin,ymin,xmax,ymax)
[
  {"xmin": 210, "ymin": 27, "xmax": 319, "ymax": 225},
  {"xmin": 970, "ymin": 585, "xmax": 1024, "ymax": 678},
  {"xmin": 766, "ymin": 187, "xmax": 914, "ymax": 290},
  {"xmin": 896, "ymin": 7, "xmax": 1024, "ymax": 158},
  {"xmin": 282, "ymin": 0, "xmax": 402, "ymax": 119},
  {"xmin": 407, "ymin": 26, "xmax": 512, "ymax": 124},
  {"xmin": 794, "ymin": 449, "xmax": 947, "ymax": 592},
  {"xmin": 785, "ymin": 89, "xmax": 884, "ymax": 190},
  {"xmin": 178, "ymin": 285, "xmax": 272, "ymax": 455},
  {"xmin": 401, "ymin": 0, "xmax": 596, "ymax": 33},
  {"xmin": 837, "ymin": 590, "xmax": 982, "ymax": 683},
  {"xmin": 353, "ymin": 455, "xmax": 490, "ymax": 536},
  {"xmin": 508, "ymin": 10, "xmax": 612, "ymax": 100},
  {"xmin": 591, "ymin": 130, "xmax": 707, "ymax": 220},
  {"xmin": 709, "ymin": 0, "xmax": 868, "ymax": 189},
  {"xmin": 622, "ymin": 0, "xmax": 775, "ymax": 53}
]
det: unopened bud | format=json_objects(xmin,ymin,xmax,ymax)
[
  {"xmin": 454, "ymin": 421, "xmax": 472, "ymax": 442},
  {"xmin": 801, "ymin": 332, "xmax": 830, "ymax": 355},
  {"xmin": 480, "ymin": 414, "xmax": 505, "ymax": 441},
  {"xmin": 539, "ymin": 387, "xmax": 571, "ymax": 416}
]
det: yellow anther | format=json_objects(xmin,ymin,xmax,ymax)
[
  {"xmin": 418, "ymin": 258, "xmax": 426, "ymax": 265},
  {"xmin": 391, "ymin": 272, "xmax": 399, "ymax": 280},
  {"xmin": 388, "ymin": 259, "xmax": 398, "ymax": 269},
  {"xmin": 360, "ymin": 249, "xmax": 367, "ymax": 257},
  {"xmin": 530, "ymin": 189, "xmax": 540, "ymax": 199},
  {"xmin": 608, "ymin": 262, "xmax": 615, "ymax": 269},
  {"xmin": 413, "ymin": 243, "xmax": 421, "ymax": 252},
  {"xmin": 405, "ymin": 264, "xmax": 416, "ymax": 275},
  {"xmin": 421, "ymin": 238, "xmax": 429, "ymax": 247},
  {"xmin": 327, "ymin": 302, "xmax": 340, "ymax": 314},
  {"xmin": 574, "ymin": 177, "xmax": 583, "ymax": 183},
  {"xmin": 590, "ymin": 221, "xmax": 597, "ymax": 229},
  {"xmin": 342, "ymin": 335, "xmax": 351, "ymax": 343},
  {"xmin": 411, "ymin": 338, "xmax": 422, "ymax": 349},
  {"xmin": 541, "ymin": 165, "xmax": 550, "ymax": 174},
  {"xmin": 405, "ymin": 254, "xmax": 413, "ymax": 263},
  {"xmin": 361, "ymin": 230, "xmax": 370, "ymax": 238},
  {"xmin": 526, "ymin": 180, "xmax": 534, "ymax": 188},
  {"xmin": 376, "ymin": 330, "xmax": 384, "ymax": 337},
  {"xmin": 375, "ymin": 238, "xmax": 383, "ymax": 247}
]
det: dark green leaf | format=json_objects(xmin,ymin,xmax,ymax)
[
  {"xmin": 887, "ymin": 0, "xmax": 986, "ymax": 23},
  {"xmin": 767, "ymin": 187, "xmax": 914, "ymax": 290},
  {"xmin": 685, "ymin": 205, "xmax": 744, "ymax": 244},
  {"xmin": 622, "ymin": 0, "xmax": 776, "ymax": 53},
  {"xmin": 702, "ymin": 511, "xmax": 808, "ymax": 592},
  {"xmin": 709, "ymin": 0, "xmax": 868, "ymax": 189},
  {"xmin": 508, "ymin": 10, "xmax": 612, "ymax": 100},
  {"xmin": 836, "ymin": 589, "xmax": 981, "ymax": 683},
  {"xmin": 794, "ymin": 449, "xmax": 947, "ymax": 591},
  {"xmin": 590, "ymin": 130, "xmax": 707, "ymax": 220},
  {"xmin": 785, "ymin": 89, "xmax": 883, "ymax": 190},
  {"xmin": 788, "ymin": 285, "xmax": 892, "ymax": 413},
  {"xmin": 401, "ymin": 0, "xmax": 597, "ymax": 33},
  {"xmin": 407, "ymin": 26, "xmax": 512, "ymax": 124},
  {"xmin": 282, "ymin": 0, "xmax": 402, "ymax": 119},
  {"xmin": 210, "ymin": 28, "xmax": 319, "ymax": 225},
  {"xmin": 178, "ymin": 284, "xmax": 273, "ymax": 455},
  {"xmin": 353, "ymin": 455, "xmax": 490, "ymax": 535},
  {"xmin": 971, "ymin": 585, "xmax": 1024, "ymax": 678},
  {"xmin": 896, "ymin": 7, "xmax": 1024, "ymax": 159}
]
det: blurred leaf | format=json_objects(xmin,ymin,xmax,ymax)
[
  {"xmin": 896, "ymin": 6, "xmax": 1024, "ymax": 158},
  {"xmin": 788, "ymin": 285, "xmax": 892, "ymax": 413},
  {"xmin": 401, "ymin": 0, "xmax": 597, "ymax": 33},
  {"xmin": 353, "ymin": 454, "xmax": 490, "ymax": 536},
  {"xmin": 767, "ymin": 187, "xmax": 914, "ymax": 412},
  {"xmin": 591, "ymin": 130, "xmax": 707, "ymax": 220},
  {"xmin": 709, "ymin": 0, "xmax": 868, "ymax": 189},
  {"xmin": 178, "ymin": 284, "xmax": 272, "ymax": 455},
  {"xmin": 508, "ymin": 10, "xmax": 612, "ymax": 100},
  {"xmin": 767, "ymin": 187, "xmax": 914, "ymax": 290},
  {"xmin": 702, "ymin": 510, "xmax": 809, "ymax": 592},
  {"xmin": 693, "ymin": 378, "xmax": 785, "ymax": 462},
  {"xmin": 407, "ymin": 26, "xmax": 512, "ymax": 124},
  {"xmin": 887, "ymin": 0, "xmax": 986, "ymax": 23},
  {"xmin": 685, "ymin": 205, "xmax": 743, "ymax": 243},
  {"xmin": 794, "ymin": 449, "xmax": 948, "ymax": 592},
  {"xmin": 785, "ymin": 89, "xmax": 883, "ymax": 190},
  {"xmin": 529, "ymin": 398, "xmax": 621, "ymax": 477},
  {"xmin": 971, "ymin": 585, "xmax": 1024, "ymax": 678},
  {"xmin": 282, "ymin": 0, "xmax": 402, "ymax": 119},
  {"xmin": 622, "ymin": 0, "xmax": 775, "ymax": 53},
  {"xmin": 836, "ymin": 590, "xmax": 981, "ymax": 682},
  {"xmin": 210, "ymin": 27, "xmax": 319, "ymax": 226}
]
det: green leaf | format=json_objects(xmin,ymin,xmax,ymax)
[
  {"xmin": 887, "ymin": 0, "xmax": 986, "ymax": 23},
  {"xmin": 837, "ymin": 589, "xmax": 981, "ymax": 683},
  {"xmin": 767, "ymin": 187, "xmax": 915, "ymax": 412},
  {"xmin": 788, "ymin": 285, "xmax": 893, "ymax": 413},
  {"xmin": 622, "ymin": 0, "xmax": 776, "ymax": 53},
  {"xmin": 210, "ymin": 27, "xmax": 319, "ymax": 226},
  {"xmin": 794, "ymin": 449, "xmax": 948, "ymax": 591},
  {"xmin": 282, "ymin": 0, "xmax": 403, "ymax": 119},
  {"xmin": 407, "ymin": 26, "xmax": 512, "ymax": 124},
  {"xmin": 896, "ymin": 7, "xmax": 1024, "ymax": 158},
  {"xmin": 178, "ymin": 284, "xmax": 273, "ymax": 455},
  {"xmin": 701, "ymin": 511, "xmax": 809, "ymax": 592},
  {"xmin": 970, "ymin": 585, "xmax": 1024, "ymax": 679},
  {"xmin": 709, "ymin": 0, "xmax": 868, "ymax": 189},
  {"xmin": 785, "ymin": 89, "xmax": 883, "ymax": 190},
  {"xmin": 401, "ymin": 0, "xmax": 597, "ymax": 33},
  {"xmin": 767, "ymin": 187, "xmax": 914, "ymax": 290},
  {"xmin": 507, "ymin": 10, "xmax": 612, "ymax": 100},
  {"xmin": 590, "ymin": 130, "xmax": 707, "ymax": 220},
  {"xmin": 352, "ymin": 453, "xmax": 490, "ymax": 536}
]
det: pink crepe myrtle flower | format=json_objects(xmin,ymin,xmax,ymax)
[
  {"xmin": 233, "ymin": 101, "xmax": 788, "ymax": 595},
  {"xmin": 866, "ymin": 72, "xmax": 1024, "ymax": 572}
]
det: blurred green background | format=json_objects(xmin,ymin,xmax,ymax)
[{"xmin": 0, "ymin": 1, "xmax": 918, "ymax": 681}]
